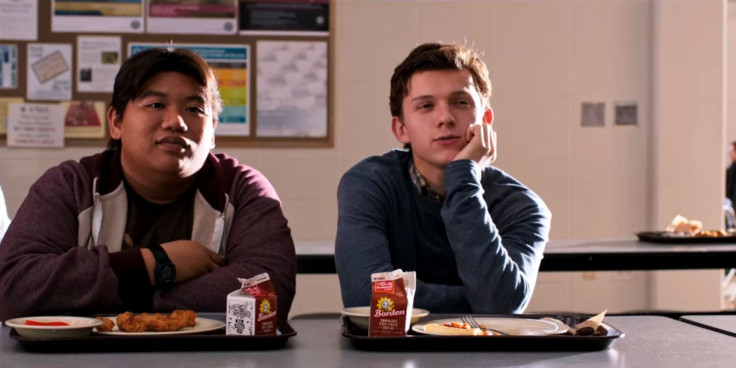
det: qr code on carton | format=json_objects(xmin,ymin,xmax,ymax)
[{"xmin": 227, "ymin": 303, "xmax": 253, "ymax": 335}]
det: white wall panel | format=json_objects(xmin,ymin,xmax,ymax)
[{"xmin": 492, "ymin": 1, "xmax": 573, "ymax": 239}]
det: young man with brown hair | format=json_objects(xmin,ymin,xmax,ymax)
[{"xmin": 335, "ymin": 42, "xmax": 551, "ymax": 313}]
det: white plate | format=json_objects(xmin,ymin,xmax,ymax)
[
  {"xmin": 5, "ymin": 316, "xmax": 103, "ymax": 338},
  {"xmin": 412, "ymin": 317, "xmax": 569, "ymax": 336},
  {"xmin": 341, "ymin": 307, "xmax": 430, "ymax": 330},
  {"xmin": 94, "ymin": 317, "xmax": 225, "ymax": 336}
]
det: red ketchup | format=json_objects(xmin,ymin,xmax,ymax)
[{"xmin": 24, "ymin": 320, "xmax": 69, "ymax": 326}]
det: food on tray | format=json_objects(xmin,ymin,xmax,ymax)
[
  {"xmin": 424, "ymin": 321, "xmax": 496, "ymax": 336},
  {"xmin": 692, "ymin": 229, "xmax": 731, "ymax": 237},
  {"xmin": 539, "ymin": 310, "xmax": 610, "ymax": 336},
  {"xmin": 95, "ymin": 316, "xmax": 115, "ymax": 332},
  {"xmin": 569, "ymin": 309, "xmax": 607, "ymax": 336},
  {"xmin": 665, "ymin": 215, "xmax": 702, "ymax": 235},
  {"xmin": 93, "ymin": 310, "xmax": 196, "ymax": 332},
  {"xmin": 664, "ymin": 215, "xmax": 731, "ymax": 238},
  {"xmin": 118, "ymin": 310, "xmax": 196, "ymax": 332},
  {"xmin": 24, "ymin": 320, "xmax": 70, "ymax": 326}
]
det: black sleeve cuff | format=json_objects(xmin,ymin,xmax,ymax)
[{"xmin": 109, "ymin": 248, "xmax": 154, "ymax": 311}]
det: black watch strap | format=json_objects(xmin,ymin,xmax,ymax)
[{"xmin": 149, "ymin": 244, "xmax": 176, "ymax": 289}]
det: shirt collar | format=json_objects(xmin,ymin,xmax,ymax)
[{"xmin": 408, "ymin": 159, "xmax": 442, "ymax": 202}]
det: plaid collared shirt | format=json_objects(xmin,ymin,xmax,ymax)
[{"xmin": 408, "ymin": 159, "xmax": 442, "ymax": 202}]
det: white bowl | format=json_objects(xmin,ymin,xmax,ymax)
[
  {"xmin": 341, "ymin": 306, "xmax": 430, "ymax": 330},
  {"xmin": 5, "ymin": 316, "xmax": 103, "ymax": 338}
]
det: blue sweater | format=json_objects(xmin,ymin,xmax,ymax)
[{"xmin": 335, "ymin": 150, "xmax": 551, "ymax": 313}]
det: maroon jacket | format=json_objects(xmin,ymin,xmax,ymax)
[{"xmin": 0, "ymin": 150, "xmax": 296, "ymax": 320}]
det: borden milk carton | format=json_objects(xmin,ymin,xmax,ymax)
[
  {"xmin": 368, "ymin": 269, "xmax": 416, "ymax": 336},
  {"xmin": 226, "ymin": 273, "xmax": 278, "ymax": 335}
]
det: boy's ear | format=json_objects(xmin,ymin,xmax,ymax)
[
  {"xmin": 391, "ymin": 116, "xmax": 410, "ymax": 144},
  {"xmin": 107, "ymin": 106, "xmax": 122, "ymax": 139},
  {"xmin": 483, "ymin": 106, "xmax": 494, "ymax": 125}
]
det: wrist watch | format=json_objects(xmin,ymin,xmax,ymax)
[{"xmin": 149, "ymin": 244, "xmax": 176, "ymax": 289}]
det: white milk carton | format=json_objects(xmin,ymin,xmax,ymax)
[{"xmin": 226, "ymin": 273, "xmax": 278, "ymax": 336}]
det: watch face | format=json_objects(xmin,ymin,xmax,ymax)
[{"xmin": 156, "ymin": 262, "xmax": 176, "ymax": 287}]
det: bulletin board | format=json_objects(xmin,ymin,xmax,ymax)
[{"xmin": 0, "ymin": 0, "xmax": 333, "ymax": 148}]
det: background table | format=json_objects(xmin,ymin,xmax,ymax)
[
  {"xmin": 680, "ymin": 314, "xmax": 736, "ymax": 337},
  {"xmin": 297, "ymin": 238, "xmax": 736, "ymax": 273},
  {"xmin": 3, "ymin": 316, "xmax": 736, "ymax": 367}
]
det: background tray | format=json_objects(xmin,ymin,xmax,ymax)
[
  {"xmin": 637, "ymin": 231, "xmax": 736, "ymax": 244},
  {"xmin": 342, "ymin": 314, "xmax": 623, "ymax": 351},
  {"xmin": 10, "ymin": 319, "xmax": 296, "ymax": 352}
]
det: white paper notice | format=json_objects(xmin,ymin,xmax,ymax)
[
  {"xmin": 256, "ymin": 40, "xmax": 327, "ymax": 137},
  {"xmin": 0, "ymin": 0, "xmax": 38, "ymax": 41},
  {"xmin": 77, "ymin": 36, "xmax": 121, "ymax": 92},
  {"xmin": 8, "ymin": 103, "xmax": 65, "ymax": 148},
  {"xmin": 27, "ymin": 43, "xmax": 73, "ymax": 101}
]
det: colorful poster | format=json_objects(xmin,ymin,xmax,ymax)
[
  {"xmin": 61, "ymin": 100, "xmax": 106, "ymax": 138},
  {"xmin": 77, "ymin": 36, "xmax": 121, "ymax": 92},
  {"xmin": 0, "ymin": 97, "xmax": 24, "ymax": 135},
  {"xmin": 7, "ymin": 103, "xmax": 65, "ymax": 148},
  {"xmin": 239, "ymin": 0, "xmax": 329, "ymax": 36},
  {"xmin": 0, "ymin": 44, "xmax": 18, "ymax": 89},
  {"xmin": 147, "ymin": 0, "xmax": 237, "ymax": 35},
  {"xmin": 27, "ymin": 43, "xmax": 73, "ymax": 101},
  {"xmin": 129, "ymin": 43, "xmax": 249, "ymax": 136},
  {"xmin": 0, "ymin": 0, "xmax": 38, "ymax": 41},
  {"xmin": 256, "ymin": 41, "xmax": 327, "ymax": 138},
  {"xmin": 52, "ymin": 0, "xmax": 144, "ymax": 33}
]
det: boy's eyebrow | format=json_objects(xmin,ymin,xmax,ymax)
[
  {"xmin": 136, "ymin": 90, "xmax": 166, "ymax": 100},
  {"xmin": 409, "ymin": 90, "xmax": 474, "ymax": 103},
  {"xmin": 409, "ymin": 95, "xmax": 434, "ymax": 103},
  {"xmin": 136, "ymin": 89, "xmax": 207, "ymax": 104},
  {"xmin": 450, "ymin": 90, "xmax": 473, "ymax": 98}
]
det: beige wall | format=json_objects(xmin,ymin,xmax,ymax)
[
  {"xmin": 0, "ymin": 0, "xmax": 659, "ymax": 240},
  {"xmin": 729, "ymin": 3, "xmax": 736, "ymax": 150},
  {"xmin": 0, "ymin": 0, "xmax": 729, "ymax": 316}
]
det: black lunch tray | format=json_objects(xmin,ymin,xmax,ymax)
[
  {"xmin": 342, "ymin": 314, "xmax": 623, "ymax": 352},
  {"xmin": 637, "ymin": 231, "xmax": 736, "ymax": 244},
  {"xmin": 10, "ymin": 319, "xmax": 296, "ymax": 353}
]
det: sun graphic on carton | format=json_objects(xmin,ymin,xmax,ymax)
[
  {"xmin": 377, "ymin": 297, "xmax": 394, "ymax": 312},
  {"xmin": 260, "ymin": 300, "xmax": 272, "ymax": 315}
]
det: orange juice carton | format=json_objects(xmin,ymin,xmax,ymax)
[
  {"xmin": 226, "ymin": 273, "xmax": 278, "ymax": 336},
  {"xmin": 368, "ymin": 269, "xmax": 416, "ymax": 336}
]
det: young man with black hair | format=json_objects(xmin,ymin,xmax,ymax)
[{"xmin": 0, "ymin": 48, "xmax": 296, "ymax": 320}]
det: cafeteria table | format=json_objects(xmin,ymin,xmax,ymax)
[
  {"xmin": 680, "ymin": 314, "xmax": 736, "ymax": 338},
  {"xmin": 3, "ymin": 315, "xmax": 736, "ymax": 367},
  {"xmin": 296, "ymin": 238, "xmax": 736, "ymax": 273}
]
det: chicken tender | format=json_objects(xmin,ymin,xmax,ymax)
[
  {"xmin": 172, "ymin": 309, "xmax": 196, "ymax": 328},
  {"xmin": 94, "ymin": 316, "xmax": 115, "ymax": 332},
  {"xmin": 116, "ymin": 310, "xmax": 197, "ymax": 332}
]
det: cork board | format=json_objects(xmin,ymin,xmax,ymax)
[{"xmin": 0, "ymin": 1, "xmax": 333, "ymax": 148}]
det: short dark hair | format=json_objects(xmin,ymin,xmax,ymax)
[
  {"xmin": 389, "ymin": 42, "xmax": 492, "ymax": 120},
  {"xmin": 107, "ymin": 47, "xmax": 222, "ymax": 150}
]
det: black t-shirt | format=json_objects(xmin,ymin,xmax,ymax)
[{"xmin": 123, "ymin": 180, "xmax": 194, "ymax": 250}]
